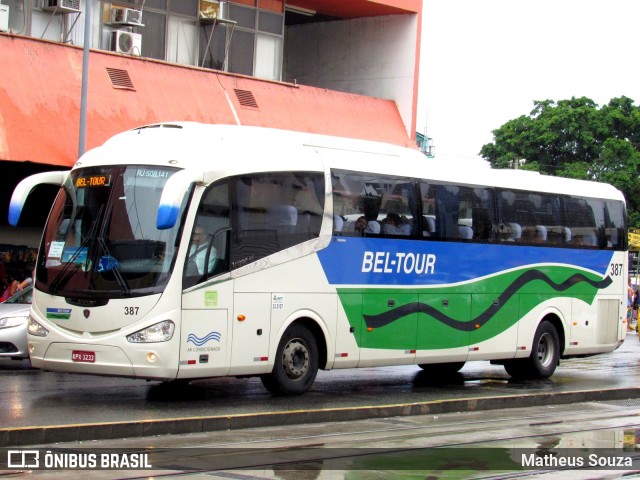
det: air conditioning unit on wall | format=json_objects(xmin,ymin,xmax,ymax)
[
  {"xmin": 111, "ymin": 7, "xmax": 143, "ymax": 26},
  {"xmin": 199, "ymin": 0, "xmax": 227, "ymax": 21},
  {"xmin": 0, "ymin": 5, "xmax": 9, "ymax": 33},
  {"xmin": 43, "ymin": 0, "xmax": 81, "ymax": 13},
  {"xmin": 111, "ymin": 30, "xmax": 142, "ymax": 56}
]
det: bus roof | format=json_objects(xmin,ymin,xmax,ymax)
[{"xmin": 77, "ymin": 122, "xmax": 625, "ymax": 203}]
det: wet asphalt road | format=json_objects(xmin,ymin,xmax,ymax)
[{"xmin": 1, "ymin": 332, "xmax": 640, "ymax": 446}]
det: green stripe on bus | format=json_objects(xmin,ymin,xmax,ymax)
[{"xmin": 337, "ymin": 266, "xmax": 606, "ymax": 350}]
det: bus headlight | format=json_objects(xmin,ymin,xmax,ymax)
[
  {"xmin": 127, "ymin": 320, "xmax": 175, "ymax": 343},
  {"xmin": 28, "ymin": 317, "xmax": 49, "ymax": 337}
]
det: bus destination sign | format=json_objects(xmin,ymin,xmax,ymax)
[{"xmin": 75, "ymin": 175, "xmax": 111, "ymax": 188}]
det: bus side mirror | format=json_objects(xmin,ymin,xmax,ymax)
[
  {"xmin": 9, "ymin": 171, "xmax": 68, "ymax": 226},
  {"xmin": 157, "ymin": 168, "xmax": 204, "ymax": 230}
]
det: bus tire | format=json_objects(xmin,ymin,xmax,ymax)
[
  {"xmin": 505, "ymin": 320, "xmax": 560, "ymax": 379},
  {"xmin": 260, "ymin": 324, "xmax": 318, "ymax": 395},
  {"xmin": 503, "ymin": 359, "xmax": 528, "ymax": 378},
  {"xmin": 418, "ymin": 362, "xmax": 465, "ymax": 375}
]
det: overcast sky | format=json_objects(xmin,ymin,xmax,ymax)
[{"xmin": 417, "ymin": 0, "xmax": 640, "ymax": 165}]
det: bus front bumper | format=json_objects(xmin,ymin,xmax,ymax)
[{"xmin": 29, "ymin": 341, "xmax": 178, "ymax": 381}]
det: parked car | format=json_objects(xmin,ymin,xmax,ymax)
[{"xmin": 0, "ymin": 285, "xmax": 32, "ymax": 360}]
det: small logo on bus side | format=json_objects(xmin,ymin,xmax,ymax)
[{"xmin": 187, "ymin": 332, "xmax": 221, "ymax": 346}]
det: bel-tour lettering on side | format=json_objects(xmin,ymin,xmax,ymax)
[{"xmin": 362, "ymin": 251, "xmax": 436, "ymax": 275}]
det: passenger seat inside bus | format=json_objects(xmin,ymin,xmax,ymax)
[
  {"xmin": 503, "ymin": 222, "xmax": 522, "ymax": 241},
  {"xmin": 365, "ymin": 220, "xmax": 381, "ymax": 235},
  {"xmin": 563, "ymin": 227, "xmax": 572, "ymax": 243},
  {"xmin": 535, "ymin": 225, "xmax": 547, "ymax": 241},
  {"xmin": 458, "ymin": 225, "xmax": 473, "ymax": 239}
]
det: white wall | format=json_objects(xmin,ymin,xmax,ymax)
[{"xmin": 284, "ymin": 14, "xmax": 418, "ymax": 137}]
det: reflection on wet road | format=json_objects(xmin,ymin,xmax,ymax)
[
  {"xmin": 1, "ymin": 334, "xmax": 639, "ymax": 432},
  {"xmin": 21, "ymin": 400, "xmax": 640, "ymax": 479}
]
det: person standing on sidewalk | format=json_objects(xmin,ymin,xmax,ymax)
[
  {"xmin": 627, "ymin": 277, "xmax": 635, "ymax": 332},
  {"xmin": 634, "ymin": 286, "xmax": 639, "ymax": 335}
]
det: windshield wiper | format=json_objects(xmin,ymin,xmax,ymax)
[
  {"xmin": 49, "ymin": 205, "xmax": 104, "ymax": 295},
  {"xmin": 96, "ymin": 236, "xmax": 130, "ymax": 296},
  {"xmin": 91, "ymin": 187, "xmax": 132, "ymax": 296}
]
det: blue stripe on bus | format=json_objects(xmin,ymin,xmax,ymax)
[{"xmin": 317, "ymin": 237, "xmax": 614, "ymax": 286}]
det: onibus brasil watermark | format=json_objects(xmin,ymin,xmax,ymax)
[{"xmin": 6, "ymin": 450, "xmax": 151, "ymax": 470}]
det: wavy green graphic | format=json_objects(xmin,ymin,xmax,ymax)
[{"xmin": 337, "ymin": 266, "xmax": 608, "ymax": 350}]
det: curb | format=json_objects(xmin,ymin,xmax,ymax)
[{"xmin": 3, "ymin": 387, "xmax": 640, "ymax": 447}]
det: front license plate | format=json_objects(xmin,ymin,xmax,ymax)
[{"xmin": 71, "ymin": 350, "xmax": 95, "ymax": 363}]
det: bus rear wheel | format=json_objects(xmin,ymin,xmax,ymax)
[
  {"xmin": 504, "ymin": 320, "xmax": 560, "ymax": 379},
  {"xmin": 261, "ymin": 324, "xmax": 318, "ymax": 395}
]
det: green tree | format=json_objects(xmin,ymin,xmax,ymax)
[{"xmin": 480, "ymin": 96, "xmax": 640, "ymax": 228}]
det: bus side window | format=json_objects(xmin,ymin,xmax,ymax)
[
  {"xmin": 231, "ymin": 172, "xmax": 325, "ymax": 269},
  {"xmin": 498, "ymin": 189, "xmax": 540, "ymax": 243},
  {"xmin": 378, "ymin": 182, "xmax": 417, "ymax": 237},
  {"xmin": 563, "ymin": 195, "xmax": 604, "ymax": 249},
  {"xmin": 419, "ymin": 182, "xmax": 497, "ymax": 244},
  {"xmin": 184, "ymin": 182, "xmax": 230, "ymax": 288},
  {"xmin": 604, "ymin": 200, "xmax": 626, "ymax": 250},
  {"xmin": 331, "ymin": 169, "xmax": 383, "ymax": 237}
]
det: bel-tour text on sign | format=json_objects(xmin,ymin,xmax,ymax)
[{"xmin": 361, "ymin": 251, "xmax": 436, "ymax": 275}]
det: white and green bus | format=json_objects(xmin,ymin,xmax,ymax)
[{"xmin": 10, "ymin": 123, "xmax": 628, "ymax": 394}]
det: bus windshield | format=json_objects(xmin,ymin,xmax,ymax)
[{"xmin": 36, "ymin": 165, "xmax": 186, "ymax": 298}]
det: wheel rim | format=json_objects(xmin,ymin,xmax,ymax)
[
  {"xmin": 281, "ymin": 338, "xmax": 309, "ymax": 381},
  {"xmin": 536, "ymin": 332, "xmax": 556, "ymax": 368}
]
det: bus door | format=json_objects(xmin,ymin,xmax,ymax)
[
  {"xmin": 180, "ymin": 278, "xmax": 234, "ymax": 377},
  {"xmin": 178, "ymin": 182, "xmax": 233, "ymax": 378}
]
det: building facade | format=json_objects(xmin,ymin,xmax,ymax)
[{"xmin": 0, "ymin": 0, "xmax": 422, "ymax": 245}]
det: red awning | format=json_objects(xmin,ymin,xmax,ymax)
[{"xmin": 0, "ymin": 34, "xmax": 414, "ymax": 168}]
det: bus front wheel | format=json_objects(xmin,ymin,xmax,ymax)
[
  {"xmin": 261, "ymin": 324, "xmax": 319, "ymax": 395},
  {"xmin": 504, "ymin": 320, "xmax": 560, "ymax": 379}
]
